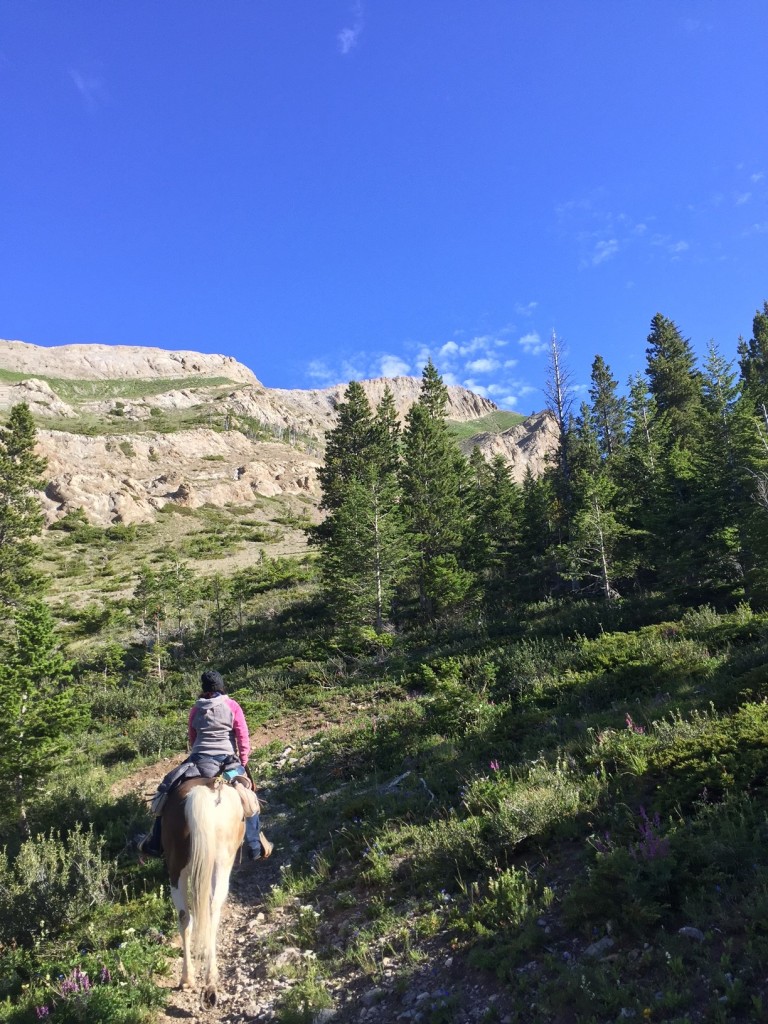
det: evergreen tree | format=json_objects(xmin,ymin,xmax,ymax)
[
  {"xmin": 645, "ymin": 313, "xmax": 703, "ymax": 439},
  {"xmin": 517, "ymin": 467, "xmax": 558, "ymax": 601},
  {"xmin": 464, "ymin": 448, "xmax": 524, "ymax": 610},
  {"xmin": 400, "ymin": 361, "xmax": 473, "ymax": 620},
  {"xmin": 694, "ymin": 342, "xmax": 747, "ymax": 592},
  {"xmin": 0, "ymin": 600, "xmax": 82, "ymax": 827},
  {"xmin": 0, "ymin": 403, "xmax": 47, "ymax": 608},
  {"xmin": 588, "ymin": 355, "xmax": 627, "ymax": 460},
  {"xmin": 314, "ymin": 383, "xmax": 405, "ymax": 642},
  {"xmin": 316, "ymin": 380, "xmax": 374, "ymax": 516},
  {"xmin": 613, "ymin": 374, "xmax": 659, "ymax": 587},
  {"xmin": 644, "ymin": 315, "xmax": 714, "ymax": 594},
  {"xmin": 737, "ymin": 301, "xmax": 768, "ymax": 408},
  {"xmin": 564, "ymin": 404, "xmax": 633, "ymax": 599}
]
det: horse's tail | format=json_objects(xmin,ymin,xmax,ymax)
[{"xmin": 185, "ymin": 784, "xmax": 218, "ymax": 969}]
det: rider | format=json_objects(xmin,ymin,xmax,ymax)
[{"xmin": 137, "ymin": 669, "xmax": 272, "ymax": 861}]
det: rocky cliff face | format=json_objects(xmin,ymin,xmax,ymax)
[
  {"xmin": 0, "ymin": 339, "xmax": 259, "ymax": 385},
  {"xmin": 0, "ymin": 339, "xmax": 556, "ymax": 526},
  {"xmin": 459, "ymin": 410, "xmax": 559, "ymax": 483}
]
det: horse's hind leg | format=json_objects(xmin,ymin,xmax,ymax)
[
  {"xmin": 201, "ymin": 860, "xmax": 234, "ymax": 1003},
  {"xmin": 171, "ymin": 873, "xmax": 195, "ymax": 989}
]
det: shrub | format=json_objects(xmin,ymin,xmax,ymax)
[
  {"xmin": 0, "ymin": 826, "xmax": 110, "ymax": 946},
  {"xmin": 649, "ymin": 701, "xmax": 768, "ymax": 812},
  {"xmin": 460, "ymin": 865, "xmax": 554, "ymax": 936}
]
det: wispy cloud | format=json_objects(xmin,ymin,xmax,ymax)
[
  {"xmin": 69, "ymin": 69, "xmax": 106, "ymax": 111},
  {"xmin": 518, "ymin": 331, "xmax": 547, "ymax": 356},
  {"xmin": 462, "ymin": 379, "xmax": 490, "ymax": 397},
  {"xmin": 751, "ymin": 172, "xmax": 765, "ymax": 184},
  {"xmin": 338, "ymin": 1, "xmax": 364, "ymax": 55},
  {"xmin": 650, "ymin": 234, "xmax": 690, "ymax": 259},
  {"xmin": 592, "ymin": 238, "xmax": 619, "ymax": 265},
  {"xmin": 306, "ymin": 359, "xmax": 338, "ymax": 386},
  {"xmin": 515, "ymin": 301, "xmax": 538, "ymax": 317},
  {"xmin": 379, "ymin": 354, "xmax": 410, "ymax": 377},
  {"xmin": 304, "ymin": 323, "xmax": 542, "ymax": 411},
  {"xmin": 466, "ymin": 357, "xmax": 499, "ymax": 374},
  {"xmin": 735, "ymin": 191, "xmax": 752, "ymax": 206}
]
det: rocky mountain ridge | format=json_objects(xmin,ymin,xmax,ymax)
[{"xmin": 0, "ymin": 339, "xmax": 557, "ymax": 526}]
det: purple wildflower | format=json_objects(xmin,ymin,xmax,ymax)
[
  {"xmin": 625, "ymin": 713, "xmax": 645, "ymax": 735},
  {"xmin": 630, "ymin": 806, "xmax": 670, "ymax": 861},
  {"xmin": 489, "ymin": 759, "xmax": 500, "ymax": 772},
  {"xmin": 35, "ymin": 1007, "xmax": 50, "ymax": 1019}
]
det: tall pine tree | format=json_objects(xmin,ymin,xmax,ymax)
[
  {"xmin": 314, "ymin": 383, "xmax": 405, "ymax": 643},
  {"xmin": 0, "ymin": 403, "xmax": 47, "ymax": 608},
  {"xmin": 0, "ymin": 600, "xmax": 82, "ymax": 828},
  {"xmin": 400, "ymin": 361, "xmax": 474, "ymax": 620}
]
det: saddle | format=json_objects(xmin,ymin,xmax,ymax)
[{"xmin": 151, "ymin": 756, "xmax": 259, "ymax": 819}]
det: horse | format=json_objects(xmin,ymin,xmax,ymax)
[{"xmin": 162, "ymin": 776, "xmax": 245, "ymax": 1006}]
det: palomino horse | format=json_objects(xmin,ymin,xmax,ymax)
[{"xmin": 162, "ymin": 776, "xmax": 245, "ymax": 1006}]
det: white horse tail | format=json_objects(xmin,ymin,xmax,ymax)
[{"xmin": 185, "ymin": 784, "xmax": 218, "ymax": 972}]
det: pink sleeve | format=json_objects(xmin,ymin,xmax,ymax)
[
  {"xmin": 188, "ymin": 707, "xmax": 197, "ymax": 749},
  {"xmin": 227, "ymin": 698, "xmax": 250, "ymax": 766}
]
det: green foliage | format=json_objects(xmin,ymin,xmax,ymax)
[
  {"xmin": 649, "ymin": 701, "xmax": 768, "ymax": 811},
  {"xmin": 273, "ymin": 961, "xmax": 333, "ymax": 1024},
  {"xmin": 0, "ymin": 826, "xmax": 110, "ymax": 947},
  {"xmin": 0, "ymin": 600, "xmax": 83, "ymax": 816},
  {"xmin": 459, "ymin": 866, "xmax": 553, "ymax": 936},
  {"xmin": 447, "ymin": 409, "xmax": 525, "ymax": 441},
  {"xmin": 0, "ymin": 403, "xmax": 47, "ymax": 604}
]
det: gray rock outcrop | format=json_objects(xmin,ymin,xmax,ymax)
[{"xmin": 0, "ymin": 339, "xmax": 557, "ymax": 526}]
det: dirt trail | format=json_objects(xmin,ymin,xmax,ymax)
[
  {"xmin": 116, "ymin": 712, "xmax": 516, "ymax": 1024},
  {"xmin": 114, "ymin": 713, "xmax": 326, "ymax": 1024}
]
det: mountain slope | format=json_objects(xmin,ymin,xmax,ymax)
[{"xmin": 0, "ymin": 339, "xmax": 557, "ymax": 524}]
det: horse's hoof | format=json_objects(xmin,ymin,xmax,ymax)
[{"xmin": 202, "ymin": 986, "xmax": 217, "ymax": 1009}]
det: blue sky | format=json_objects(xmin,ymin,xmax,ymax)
[{"xmin": 1, "ymin": 2, "xmax": 766, "ymax": 414}]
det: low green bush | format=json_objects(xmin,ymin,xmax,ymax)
[{"xmin": 0, "ymin": 827, "xmax": 110, "ymax": 947}]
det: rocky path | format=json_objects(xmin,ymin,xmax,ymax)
[{"xmin": 118, "ymin": 721, "xmax": 517, "ymax": 1024}]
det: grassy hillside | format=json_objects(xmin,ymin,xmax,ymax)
[
  {"xmin": 447, "ymin": 410, "xmax": 526, "ymax": 441},
  {"xmin": 4, "ymin": 533, "xmax": 768, "ymax": 1022},
  {"xmin": 0, "ymin": 368, "xmax": 239, "ymax": 402}
]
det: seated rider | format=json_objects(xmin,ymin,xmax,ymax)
[{"xmin": 136, "ymin": 669, "xmax": 272, "ymax": 861}]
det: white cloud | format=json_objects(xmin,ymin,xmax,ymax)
[
  {"xmin": 379, "ymin": 354, "xmax": 411, "ymax": 377},
  {"xmin": 463, "ymin": 379, "xmax": 489, "ymax": 398},
  {"xmin": 498, "ymin": 395, "xmax": 518, "ymax": 408},
  {"xmin": 338, "ymin": 1, "xmax": 364, "ymax": 54},
  {"xmin": 515, "ymin": 301, "xmax": 538, "ymax": 317},
  {"xmin": 518, "ymin": 331, "xmax": 547, "ymax": 356},
  {"xmin": 442, "ymin": 372, "xmax": 460, "ymax": 387},
  {"xmin": 341, "ymin": 359, "xmax": 364, "ymax": 381},
  {"xmin": 751, "ymin": 172, "xmax": 765, "ymax": 184},
  {"xmin": 306, "ymin": 360, "xmax": 337, "ymax": 385},
  {"xmin": 458, "ymin": 335, "xmax": 492, "ymax": 356},
  {"xmin": 439, "ymin": 341, "xmax": 459, "ymax": 358},
  {"xmin": 651, "ymin": 235, "xmax": 690, "ymax": 258},
  {"xmin": 735, "ymin": 192, "xmax": 752, "ymax": 206},
  {"xmin": 592, "ymin": 238, "xmax": 619, "ymax": 265},
  {"xmin": 503, "ymin": 359, "xmax": 518, "ymax": 369},
  {"xmin": 69, "ymin": 69, "xmax": 106, "ymax": 111},
  {"xmin": 465, "ymin": 357, "xmax": 499, "ymax": 374},
  {"xmin": 744, "ymin": 222, "xmax": 768, "ymax": 235}
]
